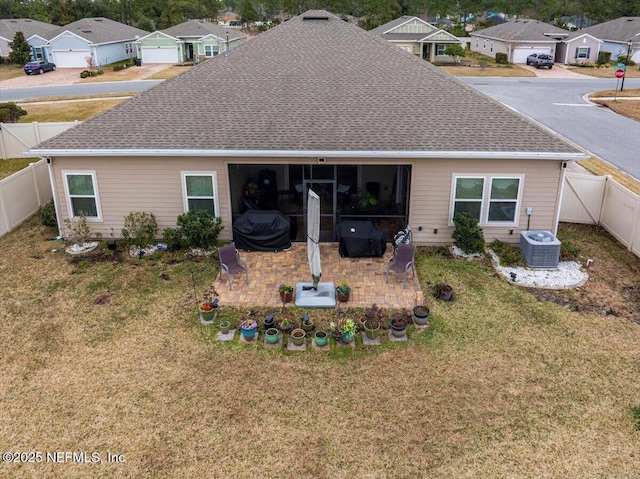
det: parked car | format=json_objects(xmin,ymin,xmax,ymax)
[
  {"xmin": 24, "ymin": 60, "xmax": 56, "ymax": 75},
  {"xmin": 526, "ymin": 53, "xmax": 554, "ymax": 69}
]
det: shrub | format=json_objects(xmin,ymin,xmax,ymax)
[
  {"xmin": 0, "ymin": 102, "xmax": 27, "ymax": 123},
  {"xmin": 617, "ymin": 55, "xmax": 636, "ymax": 66},
  {"xmin": 495, "ymin": 52, "xmax": 508, "ymax": 65},
  {"xmin": 80, "ymin": 70, "xmax": 97, "ymax": 78},
  {"xmin": 597, "ymin": 50, "xmax": 611, "ymax": 65},
  {"xmin": 488, "ymin": 240, "xmax": 525, "ymax": 267},
  {"xmin": 37, "ymin": 200, "xmax": 57, "ymax": 227},
  {"xmin": 121, "ymin": 211, "xmax": 158, "ymax": 248},
  {"xmin": 64, "ymin": 213, "xmax": 91, "ymax": 244},
  {"xmin": 162, "ymin": 227, "xmax": 183, "ymax": 250},
  {"xmin": 113, "ymin": 64, "xmax": 125, "ymax": 72},
  {"xmin": 176, "ymin": 210, "xmax": 223, "ymax": 249},
  {"xmin": 452, "ymin": 212, "xmax": 485, "ymax": 254}
]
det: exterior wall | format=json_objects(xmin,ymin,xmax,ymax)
[
  {"xmin": 409, "ymin": 158, "xmax": 564, "ymax": 245},
  {"xmin": 469, "ymin": 36, "xmax": 558, "ymax": 62},
  {"xmin": 562, "ymin": 37, "xmax": 600, "ymax": 64},
  {"xmin": 601, "ymin": 41, "xmax": 628, "ymax": 61},
  {"xmin": 392, "ymin": 41, "xmax": 420, "ymax": 55},
  {"xmin": 47, "ymin": 33, "xmax": 89, "ymax": 51},
  {"xmin": 0, "ymin": 37, "xmax": 9, "ymax": 57},
  {"xmin": 51, "ymin": 155, "xmax": 565, "ymax": 246},
  {"xmin": 94, "ymin": 41, "xmax": 133, "ymax": 66}
]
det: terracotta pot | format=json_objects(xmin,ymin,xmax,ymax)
[
  {"xmin": 280, "ymin": 290, "xmax": 293, "ymax": 303},
  {"xmin": 336, "ymin": 290, "xmax": 350, "ymax": 302}
]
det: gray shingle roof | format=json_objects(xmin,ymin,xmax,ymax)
[
  {"xmin": 570, "ymin": 17, "xmax": 640, "ymax": 43},
  {"xmin": 471, "ymin": 19, "xmax": 568, "ymax": 42},
  {"xmin": 0, "ymin": 18, "xmax": 58, "ymax": 40},
  {"xmin": 47, "ymin": 17, "xmax": 148, "ymax": 45},
  {"xmin": 36, "ymin": 10, "xmax": 581, "ymax": 156},
  {"xmin": 162, "ymin": 19, "xmax": 246, "ymax": 41}
]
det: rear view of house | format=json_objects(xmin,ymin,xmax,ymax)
[{"xmin": 30, "ymin": 10, "xmax": 587, "ymax": 247}]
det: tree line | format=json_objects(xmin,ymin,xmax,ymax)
[{"xmin": 1, "ymin": 0, "xmax": 638, "ymax": 31}]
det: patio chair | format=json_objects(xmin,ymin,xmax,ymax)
[
  {"xmin": 218, "ymin": 242, "xmax": 249, "ymax": 291},
  {"xmin": 386, "ymin": 242, "xmax": 416, "ymax": 289}
]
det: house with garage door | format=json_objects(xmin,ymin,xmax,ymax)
[
  {"xmin": 469, "ymin": 19, "xmax": 569, "ymax": 63},
  {"xmin": 370, "ymin": 16, "xmax": 461, "ymax": 62},
  {"xmin": 44, "ymin": 18, "xmax": 148, "ymax": 68},
  {"xmin": 0, "ymin": 18, "xmax": 57, "ymax": 60},
  {"xmin": 136, "ymin": 19, "xmax": 246, "ymax": 64},
  {"xmin": 556, "ymin": 32, "xmax": 601, "ymax": 65},
  {"xmin": 30, "ymin": 10, "xmax": 587, "ymax": 248}
]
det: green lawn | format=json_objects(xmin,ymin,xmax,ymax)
[{"xmin": 0, "ymin": 218, "xmax": 639, "ymax": 477}]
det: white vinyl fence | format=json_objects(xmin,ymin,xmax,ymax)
[
  {"xmin": 0, "ymin": 121, "xmax": 79, "ymax": 159},
  {"xmin": 560, "ymin": 172, "xmax": 640, "ymax": 258},
  {"xmin": 0, "ymin": 159, "xmax": 52, "ymax": 238}
]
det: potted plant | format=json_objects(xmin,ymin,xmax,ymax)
[
  {"xmin": 263, "ymin": 313, "xmax": 275, "ymax": 330},
  {"xmin": 335, "ymin": 280, "xmax": 351, "ymax": 302},
  {"xmin": 314, "ymin": 330, "xmax": 328, "ymax": 347},
  {"xmin": 290, "ymin": 328, "xmax": 306, "ymax": 346},
  {"xmin": 329, "ymin": 321, "xmax": 343, "ymax": 342},
  {"xmin": 412, "ymin": 305, "xmax": 430, "ymax": 326},
  {"xmin": 199, "ymin": 301, "xmax": 217, "ymax": 322},
  {"xmin": 390, "ymin": 317, "xmax": 407, "ymax": 338},
  {"xmin": 340, "ymin": 318, "xmax": 357, "ymax": 344},
  {"xmin": 219, "ymin": 319, "xmax": 231, "ymax": 334},
  {"xmin": 278, "ymin": 284, "xmax": 294, "ymax": 303},
  {"xmin": 437, "ymin": 283, "xmax": 453, "ymax": 301},
  {"xmin": 364, "ymin": 316, "xmax": 381, "ymax": 340},
  {"xmin": 265, "ymin": 327, "xmax": 280, "ymax": 344},
  {"xmin": 301, "ymin": 312, "xmax": 314, "ymax": 332},
  {"xmin": 278, "ymin": 317, "xmax": 292, "ymax": 334},
  {"xmin": 240, "ymin": 318, "xmax": 258, "ymax": 340}
]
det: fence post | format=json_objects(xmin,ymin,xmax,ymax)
[
  {"xmin": 0, "ymin": 123, "xmax": 8, "ymax": 160},
  {"xmin": 30, "ymin": 161, "xmax": 42, "ymax": 206},
  {"xmin": 596, "ymin": 175, "xmax": 610, "ymax": 225},
  {"xmin": 0, "ymin": 179, "xmax": 10, "ymax": 232}
]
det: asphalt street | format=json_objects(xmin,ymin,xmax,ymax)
[
  {"xmin": 0, "ymin": 80, "xmax": 162, "ymax": 102},
  {"xmin": 460, "ymin": 77, "xmax": 640, "ymax": 180}
]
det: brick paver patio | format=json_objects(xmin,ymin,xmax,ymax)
[{"xmin": 212, "ymin": 243, "xmax": 423, "ymax": 309}]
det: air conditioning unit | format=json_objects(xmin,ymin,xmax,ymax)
[{"xmin": 519, "ymin": 231, "xmax": 561, "ymax": 268}]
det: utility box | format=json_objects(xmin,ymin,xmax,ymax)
[{"xmin": 519, "ymin": 231, "xmax": 561, "ymax": 268}]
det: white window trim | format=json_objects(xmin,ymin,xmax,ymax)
[
  {"xmin": 449, "ymin": 174, "xmax": 524, "ymax": 226},
  {"xmin": 181, "ymin": 171, "xmax": 219, "ymax": 216},
  {"xmin": 204, "ymin": 44, "xmax": 219, "ymax": 57},
  {"xmin": 62, "ymin": 170, "xmax": 103, "ymax": 221},
  {"xmin": 436, "ymin": 44, "xmax": 446, "ymax": 55}
]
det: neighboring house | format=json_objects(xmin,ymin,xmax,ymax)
[
  {"xmin": 557, "ymin": 15, "xmax": 593, "ymax": 30},
  {"xmin": 370, "ymin": 16, "xmax": 461, "ymax": 62},
  {"xmin": 0, "ymin": 18, "xmax": 57, "ymax": 60},
  {"xmin": 44, "ymin": 17, "xmax": 148, "ymax": 68},
  {"xmin": 469, "ymin": 19, "xmax": 568, "ymax": 63},
  {"xmin": 136, "ymin": 19, "xmax": 246, "ymax": 64},
  {"xmin": 556, "ymin": 32, "xmax": 601, "ymax": 65},
  {"xmin": 571, "ymin": 17, "xmax": 640, "ymax": 62},
  {"xmin": 218, "ymin": 12, "xmax": 241, "ymax": 28},
  {"xmin": 30, "ymin": 10, "xmax": 587, "ymax": 248}
]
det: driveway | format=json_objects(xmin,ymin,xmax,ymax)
[
  {"xmin": 518, "ymin": 63, "xmax": 591, "ymax": 79},
  {"xmin": 0, "ymin": 64, "xmax": 170, "ymax": 89}
]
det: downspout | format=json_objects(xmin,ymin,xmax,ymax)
[
  {"xmin": 552, "ymin": 161, "xmax": 567, "ymax": 236},
  {"xmin": 45, "ymin": 157, "xmax": 63, "ymax": 238}
]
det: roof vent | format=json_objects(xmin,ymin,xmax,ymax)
[
  {"xmin": 95, "ymin": 19, "xmax": 103, "ymax": 22},
  {"xmin": 82, "ymin": 30, "xmax": 92, "ymax": 33},
  {"xmin": 303, "ymin": 14, "xmax": 329, "ymax": 21}
]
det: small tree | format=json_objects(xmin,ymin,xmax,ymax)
[
  {"xmin": 0, "ymin": 102, "xmax": 27, "ymax": 122},
  {"xmin": 452, "ymin": 211, "xmax": 485, "ymax": 254},
  {"xmin": 443, "ymin": 44, "xmax": 465, "ymax": 65},
  {"xmin": 8, "ymin": 31, "xmax": 32, "ymax": 65}
]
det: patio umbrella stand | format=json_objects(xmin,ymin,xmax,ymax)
[{"xmin": 296, "ymin": 189, "xmax": 336, "ymax": 308}]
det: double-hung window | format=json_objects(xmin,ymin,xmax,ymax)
[
  {"xmin": 436, "ymin": 44, "xmax": 446, "ymax": 56},
  {"xmin": 575, "ymin": 47, "xmax": 590, "ymax": 59},
  {"xmin": 63, "ymin": 171, "xmax": 101, "ymax": 219},
  {"xmin": 204, "ymin": 44, "xmax": 219, "ymax": 57},
  {"xmin": 182, "ymin": 172, "xmax": 218, "ymax": 216},
  {"xmin": 451, "ymin": 175, "xmax": 522, "ymax": 225}
]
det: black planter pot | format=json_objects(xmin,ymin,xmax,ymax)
[{"xmin": 263, "ymin": 313, "xmax": 275, "ymax": 330}]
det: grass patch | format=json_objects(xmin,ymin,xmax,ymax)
[
  {"xmin": 146, "ymin": 65, "xmax": 192, "ymax": 80},
  {"xmin": 577, "ymin": 157, "xmax": 640, "ymax": 195},
  {"xmin": 0, "ymin": 63, "xmax": 25, "ymax": 81},
  {"xmin": 488, "ymin": 240, "xmax": 526, "ymax": 266},
  {"xmin": 441, "ymin": 63, "xmax": 535, "ymax": 77},
  {"xmin": 18, "ymin": 99, "xmax": 125, "ymax": 122},
  {"xmin": 1, "ymin": 218, "xmax": 640, "ymax": 477},
  {"xmin": 593, "ymin": 99, "xmax": 640, "ymax": 122},
  {"xmin": 567, "ymin": 66, "xmax": 640, "ymax": 78},
  {"xmin": 0, "ymin": 157, "xmax": 36, "ymax": 179}
]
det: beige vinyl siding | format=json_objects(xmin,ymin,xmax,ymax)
[
  {"xmin": 51, "ymin": 156, "xmax": 232, "ymax": 240},
  {"xmin": 51, "ymin": 155, "xmax": 564, "ymax": 245},
  {"xmin": 409, "ymin": 158, "xmax": 564, "ymax": 245}
]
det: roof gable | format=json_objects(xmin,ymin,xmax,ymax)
[
  {"xmin": 34, "ymin": 10, "xmax": 581, "ymax": 158},
  {"xmin": 471, "ymin": 19, "xmax": 568, "ymax": 42},
  {"xmin": 136, "ymin": 31, "xmax": 180, "ymax": 42},
  {"xmin": 46, "ymin": 17, "xmax": 148, "ymax": 45},
  {"xmin": 576, "ymin": 17, "xmax": 640, "ymax": 43},
  {"xmin": 162, "ymin": 19, "xmax": 245, "ymax": 41}
]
